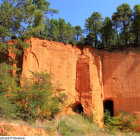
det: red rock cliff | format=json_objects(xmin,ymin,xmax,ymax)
[
  {"xmin": 102, "ymin": 51, "xmax": 140, "ymax": 131},
  {"xmin": 17, "ymin": 37, "xmax": 140, "ymax": 131},
  {"xmin": 21, "ymin": 37, "xmax": 104, "ymax": 127}
]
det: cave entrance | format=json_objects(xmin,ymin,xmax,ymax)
[
  {"xmin": 104, "ymin": 100, "xmax": 114, "ymax": 117},
  {"xmin": 73, "ymin": 103, "xmax": 83, "ymax": 114}
]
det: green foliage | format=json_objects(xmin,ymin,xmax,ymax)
[
  {"xmin": 111, "ymin": 3, "xmax": 140, "ymax": 46},
  {"xmin": 44, "ymin": 114, "xmax": 140, "ymax": 136},
  {"xmin": 45, "ymin": 120, "xmax": 57, "ymax": 136},
  {"xmin": 131, "ymin": 4, "xmax": 140, "ymax": 44},
  {"xmin": 43, "ymin": 18, "xmax": 77, "ymax": 45},
  {"xmin": 100, "ymin": 17, "xmax": 116, "ymax": 47},
  {"xmin": 0, "ymin": 1, "xmax": 140, "ymax": 50},
  {"xmin": 12, "ymin": 72, "xmax": 60, "ymax": 122},
  {"xmin": 32, "ymin": 0, "xmax": 58, "ymax": 14},
  {"xmin": 81, "ymin": 113, "xmax": 94, "ymax": 124},
  {"xmin": 0, "ymin": 63, "xmax": 18, "ymax": 95},
  {"xmin": 84, "ymin": 3, "xmax": 139, "ymax": 48},
  {"xmin": 0, "ymin": 63, "xmax": 19, "ymax": 119},
  {"xmin": 85, "ymin": 12, "xmax": 103, "ymax": 47},
  {"xmin": 0, "ymin": 0, "xmax": 58, "ymax": 47},
  {"xmin": 115, "ymin": 3, "xmax": 132, "ymax": 44},
  {"xmin": 84, "ymin": 32, "xmax": 95, "ymax": 45},
  {"xmin": 57, "ymin": 115, "xmax": 102, "ymax": 136},
  {"xmin": 0, "ymin": 1, "xmax": 61, "ymax": 123},
  {"xmin": 75, "ymin": 25, "xmax": 83, "ymax": 41},
  {"xmin": 112, "ymin": 12, "xmax": 121, "ymax": 46},
  {"xmin": 0, "ymin": 63, "xmax": 64, "ymax": 123},
  {"xmin": 104, "ymin": 110, "xmax": 138, "ymax": 134}
]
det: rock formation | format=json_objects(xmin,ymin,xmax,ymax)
[
  {"xmin": 8, "ymin": 37, "xmax": 140, "ymax": 131},
  {"xmin": 103, "ymin": 51, "xmax": 140, "ymax": 131},
  {"xmin": 21, "ymin": 37, "xmax": 104, "ymax": 127}
]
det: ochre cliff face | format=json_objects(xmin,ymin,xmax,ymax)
[
  {"xmin": 14, "ymin": 37, "xmax": 140, "ymax": 131},
  {"xmin": 102, "ymin": 51, "xmax": 140, "ymax": 131},
  {"xmin": 22, "ymin": 37, "xmax": 80, "ymax": 109},
  {"xmin": 21, "ymin": 37, "xmax": 104, "ymax": 127}
]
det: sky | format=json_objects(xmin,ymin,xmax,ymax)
[{"xmin": 48, "ymin": 0, "xmax": 140, "ymax": 29}]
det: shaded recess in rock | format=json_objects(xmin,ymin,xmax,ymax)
[
  {"xmin": 72, "ymin": 103, "xmax": 83, "ymax": 114},
  {"xmin": 104, "ymin": 100, "xmax": 114, "ymax": 117}
]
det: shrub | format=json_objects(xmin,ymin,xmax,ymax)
[
  {"xmin": 0, "ymin": 63, "xmax": 18, "ymax": 119},
  {"xmin": 13, "ymin": 72, "xmax": 60, "ymax": 122},
  {"xmin": 104, "ymin": 110, "xmax": 138, "ymax": 133},
  {"xmin": 0, "ymin": 64, "xmax": 64, "ymax": 123}
]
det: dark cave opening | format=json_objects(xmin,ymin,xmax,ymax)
[
  {"xmin": 104, "ymin": 100, "xmax": 114, "ymax": 117},
  {"xmin": 73, "ymin": 103, "xmax": 83, "ymax": 114}
]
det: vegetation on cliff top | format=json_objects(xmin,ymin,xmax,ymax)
[{"xmin": 0, "ymin": 1, "xmax": 139, "ymax": 49}]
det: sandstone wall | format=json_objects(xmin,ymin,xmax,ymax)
[
  {"xmin": 75, "ymin": 49, "xmax": 104, "ymax": 126},
  {"xmin": 102, "ymin": 51, "xmax": 140, "ymax": 131},
  {"xmin": 22, "ymin": 38, "xmax": 79, "ymax": 107},
  {"xmin": 8, "ymin": 37, "xmax": 140, "ymax": 131},
  {"xmin": 21, "ymin": 37, "xmax": 104, "ymax": 126},
  {"xmin": 7, "ymin": 37, "xmax": 140, "ymax": 131}
]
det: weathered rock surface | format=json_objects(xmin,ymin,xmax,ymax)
[
  {"xmin": 22, "ymin": 37, "xmax": 104, "ymax": 127},
  {"xmin": 102, "ymin": 51, "xmax": 140, "ymax": 131},
  {"xmin": 7, "ymin": 37, "xmax": 140, "ymax": 131}
]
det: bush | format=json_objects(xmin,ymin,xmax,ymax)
[
  {"xmin": 104, "ymin": 110, "xmax": 138, "ymax": 133},
  {"xmin": 13, "ymin": 72, "xmax": 60, "ymax": 122},
  {"xmin": 0, "ymin": 63, "xmax": 19, "ymax": 119},
  {"xmin": 0, "ymin": 64, "xmax": 64, "ymax": 123}
]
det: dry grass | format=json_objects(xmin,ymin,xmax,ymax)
[
  {"xmin": 1, "ymin": 114, "xmax": 139, "ymax": 136},
  {"xmin": 45, "ymin": 114, "xmax": 110, "ymax": 136},
  {"xmin": 45, "ymin": 114, "xmax": 140, "ymax": 136}
]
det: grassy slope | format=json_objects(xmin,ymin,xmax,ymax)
[
  {"xmin": 45, "ymin": 114, "xmax": 138, "ymax": 136},
  {"xmin": 1, "ymin": 114, "xmax": 139, "ymax": 136}
]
